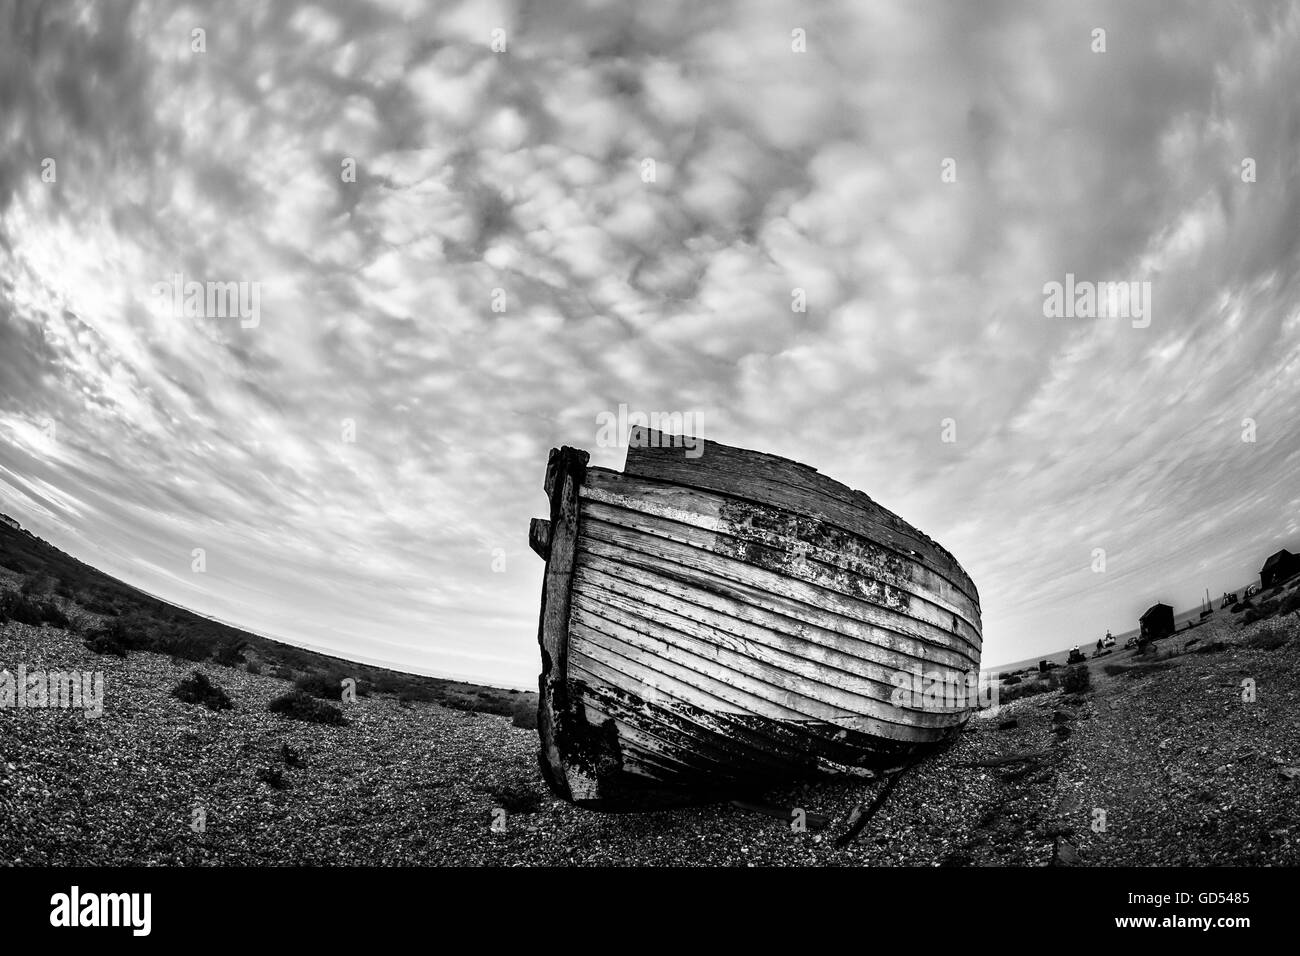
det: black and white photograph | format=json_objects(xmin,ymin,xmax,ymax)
[{"xmin": 0, "ymin": 0, "xmax": 1295, "ymax": 938}]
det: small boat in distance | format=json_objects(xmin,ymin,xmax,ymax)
[{"xmin": 529, "ymin": 428, "xmax": 983, "ymax": 808}]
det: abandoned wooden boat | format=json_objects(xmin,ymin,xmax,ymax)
[{"xmin": 529, "ymin": 428, "xmax": 982, "ymax": 808}]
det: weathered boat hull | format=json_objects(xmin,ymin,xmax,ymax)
[{"xmin": 531, "ymin": 428, "xmax": 982, "ymax": 808}]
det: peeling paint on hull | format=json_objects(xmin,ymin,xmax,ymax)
[{"xmin": 531, "ymin": 429, "xmax": 982, "ymax": 809}]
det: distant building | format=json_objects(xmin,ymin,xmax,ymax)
[
  {"xmin": 1260, "ymin": 549, "xmax": 1300, "ymax": 591},
  {"xmin": 1139, "ymin": 603, "xmax": 1175, "ymax": 641},
  {"xmin": 0, "ymin": 513, "xmax": 19, "ymax": 531}
]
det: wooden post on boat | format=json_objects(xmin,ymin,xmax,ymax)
[{"xmin": 533, "ymin": 446, "xmax": 590, "ymax": 801}]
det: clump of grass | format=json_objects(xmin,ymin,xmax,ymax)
[
  {"xmin": 267, "ymin": 689, "xmax": 347, "ymax": 726},
  {"xmin": 158, "ymin": 632, "xmax": 209, "ymax": 662},
  {"xmin": 19, "ymin": 572, "xmax": 56, "ymax": 597},
  {"xmin": 295, "ymin": 671, "xmax": 345, "ymax": 700},
  {"xmin": 171, "ymin": 671, "xmax": 233, "ymax": 711},
  {"xmin": 0, "ymin": 589, "xmax": 71, "ymax": 628},
  {"xmin": 440, "ymin": 696, "xmax": 480, "ymax": 713},
  {"xmin": 279, "ymin": 743, "xmax": 304, "ymax": 768},
  {"xmin": 85, "ymin": 612, "xmax": 152, "ymax": 653},
  {"xmin": 211, "ymin": 640, "xmax": 246, "ymax": 667},
  {"xmin": 511, "ymin": 698, "xmax": 538, "ymax": 730},
  {"xmin": 40, "ymin": 601, "xmax": 70, "ymax": 628},
  {"xmin": 998, "ymin": 670, "xmax": 1060, "ymax": 703},
  {"xmin": 1061, "ymin": 664, "xmax": 1092, "ymax": 695},
  {"xmin": 84, "ymin": 632, "xmax": 127, "ymax": 657},
  {"xmin": 398, "ymin": 684, "xmax": 441, "ymax": 704},
  {"xmin": 255, "ymin": 766, "xmax": 289, "ymax": 790},
  {"xmin": 1246, "ymin": 622, "xmax": 1293, "ymax": 652}
]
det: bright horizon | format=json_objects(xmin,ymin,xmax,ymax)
[{"xmin": 3, "ymin": 1, "xmax": 1300, "ymax": 688}]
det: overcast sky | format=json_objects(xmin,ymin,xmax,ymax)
[{"xmin": 2, "ymin": 0, "xmax": 1299, "ymax": 687}]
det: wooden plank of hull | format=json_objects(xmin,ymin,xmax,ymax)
[
  {"xmin": 621, "ymin": 428, "xmax": 979, "ymax": 611},
  {"xmin": 579, "ymin": 488, "xmax": 981, "ymax": 653},
  {"xmin": 579, "ymin": 696, "xmax": 814, "ymax": 791},
  {"xmin": 568, "ymin": 661, "xmax": 825, "ymax": 775},
  {"xmin": 530, "ymin": 433, "xmax": 982, "ymax": 807},
  {"xmin": 572, "ymin": 670, "xmax": 936, "ymax": 792},
  {"xmin": 561, "ymin": 640, "xmax": 956, "ymax": 799},
  {"xmin": 571, "ymin": 571, "xmax": 967, "ymax": 725},
  {"xmin": 570, "ymin": 565, "xmax": 974, "ymax": 729},
  {"xmin": 570, "ymin": 663, "xmax": 929, "ymax": 789},
  {"xmin": 581, "ymin": 470, "xmax": 981, "ymax": 644},
  {"xmin": 579, "ymin": 523, "xmax": 979, "ymax": 667},
  {"xmin": 568, "ymin": 611, "xmax": 961, "ymax": 738},
  {"xmin": 576, "ymin": 556, "xmax": 971, "ymax": 685}
]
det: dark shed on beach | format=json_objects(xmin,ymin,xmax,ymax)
[
  {"xmin": 1260, "ymin": 549, "xmax": 1300, "ymax": 591},
  {"xmin": 1139, "ymin": 603, "xmax": 1175, "ymax": 641}
]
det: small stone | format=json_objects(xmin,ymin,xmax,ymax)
[{"xmin": 1053, "ymin": 839, "xmax": 1082, "ymax": 866}]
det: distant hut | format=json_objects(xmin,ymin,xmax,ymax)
[
  {"xmin": 0, "ymin": 514, "xmax": 19, "ymax": 531},
  {"xmin": 1260, "ymin": 549, "xmax": 1300, "ymax": 591},
  {"xmin": 1139, "ymin": 603, "xmax": 1175, "ymax": 641}
]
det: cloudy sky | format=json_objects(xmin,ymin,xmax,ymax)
[{"xmin": 2, "ymin": 0, "xmax": 1299, "ymax": 687}]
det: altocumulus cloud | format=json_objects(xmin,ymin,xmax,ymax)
[{"xmin": 1, "ymin": 0, "xmax": 1299, "ymax": 684}]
